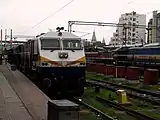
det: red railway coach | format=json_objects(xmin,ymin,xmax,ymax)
[{"xmin": 85, "ymin": 51, "xmax": 115, "ymax": 64}]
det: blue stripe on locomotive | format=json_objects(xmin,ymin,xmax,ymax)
[{"xmin": 129, "ymin": 47, "xmax": 160, "ymax": 55}]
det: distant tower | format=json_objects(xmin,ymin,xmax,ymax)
[
  {"xmin": 102, "ymin": 37, "xmax": 106, "ymax": 45},
  {"xmin": 91, "ymin": 29, "xmax": 97, "ymax": 43}
]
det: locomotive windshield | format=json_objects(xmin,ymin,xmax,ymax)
[
  {"xmin": 41, "ymin": 38, "xmax": 60, "ymax": 50},
  {"xmin": 63, "ymin": 39, "xmax": 82, "ymax": 50}
]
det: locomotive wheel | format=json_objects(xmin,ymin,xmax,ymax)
[{"xmin": 43, "ymin": 78, "xmax": 52, "ymax": 89}]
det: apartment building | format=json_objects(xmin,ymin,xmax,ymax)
[
  {"xmin": 148, "ymin": 11, "xmax": 160, "ymax": 43},
  {"xmin": 109, "ymin": 11, "xmax": 146, "ymax": 46}
]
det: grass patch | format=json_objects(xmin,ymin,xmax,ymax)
[
  {"xmin": 86, "ymin": 72, "xmax": 160, "ymax": 119},
  {"xmin": 86, "ymin": 72, "xmax": 139, "ymax": 86},
  {"xmin": 140, "ymin": 85, "xmax": 160, "ymax": 91},
  {"xmin": 83, "ymin": 87, "xmax": 117, "ymax": 116},
  {"xmin": 83, "ymin": 87, "xmax": 139, "ymax": 120},
  {"xmin": 84, "ymin": 83, "xmax": 160, "ymax": 119},
  {"xmin": 138, "ymin": 109, "xmax": 160, "ymax": 120},
  {"xmin": 86, "ymin": 71, "xmax": 160, "ymax": 91},
  {"xmin": 79, "ymin": 105, "xmax": 99, "ymax": 120},
  {"xmin": 86, "ymin": 72, "xmax": 109, "ymax": 80},
  {"xmin": 128, "ymin": 98, "xmax": 155, "ymax": 110}
]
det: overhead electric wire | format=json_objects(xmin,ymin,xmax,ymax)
[
  {"xmin": 23, "ymin": 0, "xmax": 74, "ymax": 33},
  {"xmin": 69, "ymin": 21, "xmax": 158, "ymax": 29},
  {"xmin": 69, "ymin": 0, "xmax": 137, "ymax": 36}
]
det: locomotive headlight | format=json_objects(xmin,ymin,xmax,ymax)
[
  {"xmin": 42, "ymin": 62, "xmax": 48, "ymax": 66},
  {"xmin": 80, "ymin": 62, "xmax": 85, "ymax": 65},
  {"xmin": 44, "ymin": 62, "xmax": 48, "ymax": 66},
  {"xmin": 65, "ymin": 54, "xmax": 68, "ymax": 57}
]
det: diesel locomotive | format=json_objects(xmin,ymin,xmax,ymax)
[{"xmin": 7, "ymin": 28, "xmax": 86, "ymax": 97}]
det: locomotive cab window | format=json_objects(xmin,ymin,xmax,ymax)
[
  {"xmin": 63, "ymin": 39, "xmax": 82, "ymax": 50},
  {"xmin": 40, "ymin": 38, "xmax": 60, "ymax": 50}
]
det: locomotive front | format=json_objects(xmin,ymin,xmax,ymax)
[{"xmin": 36, "ymin": 30, "xmax": 86, "ymax": 97}]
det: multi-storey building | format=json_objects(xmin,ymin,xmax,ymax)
[
  {"xmin": 148, "ymin": 11, "xmax": 160, "ymax": 43},
  {"xmin": 109, "ymin": 11, "xmax": 146, "ymax": 46},
  {"xmin": 109, "ymin": 29, "xmax": 120, "ymax": 45}
]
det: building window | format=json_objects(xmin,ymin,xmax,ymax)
[
  {"xmin": 130, "ymin": 18, "xmax": 132, "ymax": 20},
  {"xmin": 133, "ymin": 28, "xmax": 135, "ymax": 32},
  {"xmin": 128, "ymin": 32, "xmax": 131, "ymax": 36},
  {"xmin": 133, "ymin": 11, "xmax": 136, "ymax": 15},
  {"xmin": 128, "ymin": 37, "xmax": 131, "ymax": 40},
  {"xmin": 132, "ymin": 39, "xmax": 135, "ymax": 42},
  {"xmin": 128, "ymin": 27, "xmax": 131, "ymax": 30},
  {"xmin": 132, "ymin": 33, "xmax": 135, "ymax": 37},
  {"xmin": 122, "ymin": 32, "xmax": 125, "ymax": 35},
  {"xmin": 133, "ymin": 18, "xmax": 136, "ymax": 21},
  {"xmin": 133, "ymin": 23, "xmax": 136, "ymax": 26}
]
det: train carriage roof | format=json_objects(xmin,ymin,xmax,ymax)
[
  {"xmin": 128, "ymin": 42, "xmax": 160, "ymax": 50},
  {"xmin": 38, "ymin": 31, "xmax": 81, "ymax": 39},
  {"xmin": 129, "ymin": 46, "xmax": 160, "ymax": 50}
]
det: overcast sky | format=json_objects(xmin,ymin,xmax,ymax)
[{"xmin": 1, "ymin": 0, "xmax": 160, "ymax": 44}]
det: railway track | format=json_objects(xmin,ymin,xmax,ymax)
[
  {"xmin": 90, "ymin": 78, "xmax": 160, "ymax": 97},
  {"xmin": 86, "ymin": 79, "xmax": 160, "ymax": 105},
  {"xmin": 72, "ymin": 97, "xmax": 116, "ymax": 120},
  {"xmin": 96, "ymin": 96, "xmax": 158, "ymax": 120}
]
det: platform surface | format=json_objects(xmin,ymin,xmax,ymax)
[
  {"xmin": 0, "ymin": 71, "xmax": 33, "ymax": 120},
  {"xmin": 0, "ymin": 64, "xmax": 50, "ymax": 120}
]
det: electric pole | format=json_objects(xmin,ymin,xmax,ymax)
[
  {"xmin": 146, "ymin": 28, "xmax": 152, "ymax": 44},
  {"xmin": 0, "ymin": 29, "xmax": 2, "ymax": 52},
  {"xmin": 4, "ymin": 29, "xmax": 7, "ymax": 49},
  {"xmin": 0, "ymin": 29, "xmax": 2, "ymax": 65},
  {"xmin": 122, "ymin": 24, "xmax": 128, "ymax": 47},
  {"xmin": 10, "ymin": 29, "xmax": 13, "ymax": 48}
]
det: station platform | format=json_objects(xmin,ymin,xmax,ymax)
[{"xmin": 0, "ymin": 64, "xmax": 50, "ymax": 120}]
